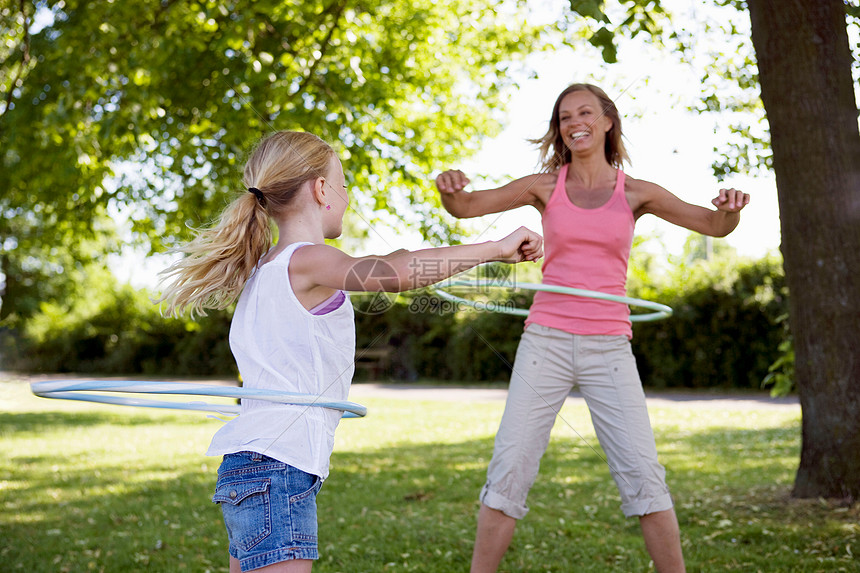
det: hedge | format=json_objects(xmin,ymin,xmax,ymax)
[{"xmin": 2, "ymin": 256, "xmax": 788, "ymax": 390}]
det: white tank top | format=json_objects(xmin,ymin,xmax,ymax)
[{"xmin": 206, "ymin": 242, "xmax": 356, "ymax": 479}]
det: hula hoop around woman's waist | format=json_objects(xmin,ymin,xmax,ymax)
[{"xmin": 433, "ymin": 279, "xmax": 672, "ymax": 322}]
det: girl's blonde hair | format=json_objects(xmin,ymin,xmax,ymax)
[
  {"xmin": 155, "ymin": 131, "xmax": 337, "ymax": 317},
  {"xmin": 531, "ymin": 83, "xmax": 629, "ymax": 172}
]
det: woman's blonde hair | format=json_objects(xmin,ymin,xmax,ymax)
[
  {"xmin": 531, "ymin": 83, "xmax": 629, "ymax": 172},
  {"xmin": 155, "ymin": 131, "xmax": 337, "ymax": 317}
]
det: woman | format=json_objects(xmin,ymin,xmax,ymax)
[{"xmin": 436, "ymin": 83, "xmax": 749, "ymax": 573}]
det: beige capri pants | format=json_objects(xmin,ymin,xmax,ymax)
[{"xmin": 479, "ymin": 323, "xmax": 674, "ymax": 519}]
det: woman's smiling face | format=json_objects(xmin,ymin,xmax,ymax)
[{"xmin": 558, "ymin": 89, "xmax": 614, "ymax": 153}]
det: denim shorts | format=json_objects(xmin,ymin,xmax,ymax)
[{"xmin": 213, "ymin": 451, "xmax": 322, "ymax": 571}]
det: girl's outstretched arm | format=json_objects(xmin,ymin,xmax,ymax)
[{"xmin": 290, "ymin": 227, "xmax": 542, "ymax": 297}]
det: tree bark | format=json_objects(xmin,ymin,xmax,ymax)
[{"xmin": 747, "ymin": 0, "xmax": 860, "ymax": 502}]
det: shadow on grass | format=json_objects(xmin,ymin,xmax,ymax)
[
  {"xmin": 0, "ymin": 410, "xmax": 169, "ymax": 435},
  {"xmin": 3, "ymin": 458, "xmax": 225, "ymax": 572},
  {"xmin": 4, "ymin": 412, "xmax": 856, "ymax": 573}
]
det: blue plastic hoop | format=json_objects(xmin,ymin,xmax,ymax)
[
  {"xmin": 30, "ymin": 380, "xmax": 367, "ymax": 418},
  {"xmin": 433, "ymin": 279, "xmax": 672, "ymax": 322}
]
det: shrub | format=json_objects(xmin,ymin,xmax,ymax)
[{"xmin": 9, "ymin": 253, "xmax": 789, "ymax": 391}]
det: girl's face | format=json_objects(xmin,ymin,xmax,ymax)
[
  {"xmin": 323, "ymin": 155, "xmax": 349, "ymax": 239},
  {"xmin": 557, "ymin": 90, "xmax": 613, "ymax": 156}
]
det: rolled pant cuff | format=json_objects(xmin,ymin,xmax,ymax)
[
  {"xmin": 479, "ymin": 484, "xmax": 529, "ymax": 520},
  {"xmin": 620, "ymin": 491, "xmax": 674, "ymax": 518}
]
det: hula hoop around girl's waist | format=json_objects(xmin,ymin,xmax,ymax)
[{"xmin": 30, "ymin": 380, "xmax": 367, "ymax": 418}]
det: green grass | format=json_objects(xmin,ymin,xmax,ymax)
[{"xmin": 1, "ymin": 376, "xmax": 858, "ymax": 572}]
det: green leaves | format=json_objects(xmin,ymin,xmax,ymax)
[
  {"xmin": 761, "ymin": 314, "xmax": 795, "ymax": 398},
  {"xmin": 566, "ymin": 0, "xmax": 672, "ymax": 64},
  {"xmin": 588, "ymin": 26, "xmax": 618, "ymax": 63},
  {"xmin": 1, "ymin": 0, "xmax": 551, "ymax": 319},
  {"xmin": 569, "ymin": 0, "xmax": 610, "ymax": 23}
]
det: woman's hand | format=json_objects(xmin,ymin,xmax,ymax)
[
  {"xmin": 494, "ymin": 226, "xmax": 543, "ymax": 263},
  {"xmin": 436, "ymin": 169, "xmax": 470, "ymax": 194},
  {"xmin": 711, "ymin": 188, "xmax": 750, "ymax": 212}
]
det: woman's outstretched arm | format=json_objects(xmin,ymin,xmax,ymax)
[
  {"xmin": 436, "ymin": 170, "xmax": 554, "ymax": 218},
  {"xmin": 630, "ymin": 178, "xmax": 750, "ymax": 237}
]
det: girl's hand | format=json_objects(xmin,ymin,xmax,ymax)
[
  {"xmin": 436, "ymin": 169, "xmax": 470, "ymax": 194},
  {"xmin": 711, "ymin": 188, "xmax": 750, "ymax": 212},
  {"xmin": 495, "ymin": 227, "xmax": 543, "ymax": 263}
]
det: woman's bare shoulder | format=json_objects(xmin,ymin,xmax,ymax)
[
  {"xmin": 514, "ymin": 171, "xmax": 558, "ymax": 207},
  {"xmin": 623, "ymin": 173, "xmax": 648, "ymax": 187},
  {"xmin": 623, "ymin": 173, "xmax": 678, "ymax": 217},
  {"xmin": 624, "ymin": 174, "xmax": 667, "ymax": 195},
  {"xmin": 506, "ymin": 171, "xmax": 557, "ymax": 185}
]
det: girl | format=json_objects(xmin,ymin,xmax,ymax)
[
  {"xmin": 435, "ymin": 83, "xmax": 749, "ymax": 573},
  {"xmin": 156, "ymin": 130, "xmax": 543, "ymax": 572}
]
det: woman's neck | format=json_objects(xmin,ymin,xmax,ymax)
[{"xmin": 566, "ymin": 153, "xmax": 616, "ymax": 189}]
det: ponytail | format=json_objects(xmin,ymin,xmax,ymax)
[{"xmin": 155, "ymin": 131, "xmax": 337, "ymax": 317}]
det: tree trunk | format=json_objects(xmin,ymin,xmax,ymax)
[{"xmin": 748, "ymin": 0, "xmax": 860, "ymax": 502}]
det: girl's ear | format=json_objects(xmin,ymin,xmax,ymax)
[{"xmin": 311, "ymin": 177, "xmax": 327, "ymax": 206}]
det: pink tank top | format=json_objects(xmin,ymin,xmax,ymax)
[{"xmin": 525, "ymin": 164, "xmax": 635, "ymax": 338}]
